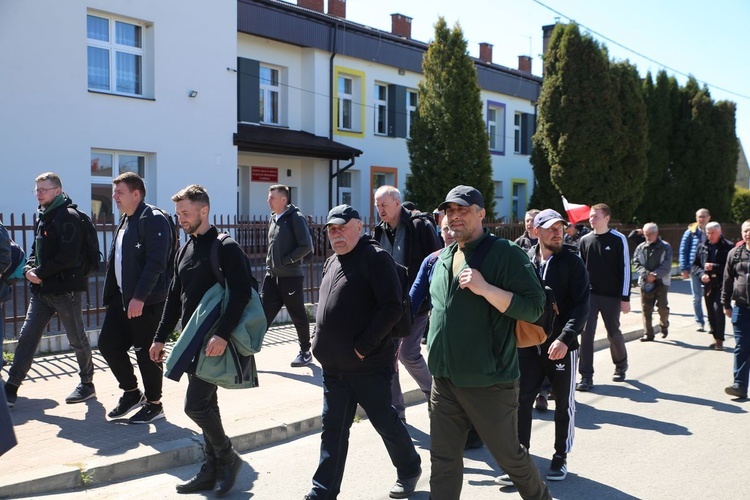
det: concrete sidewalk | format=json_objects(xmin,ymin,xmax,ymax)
[{"xmin": 0, "ymin": 280, "xmax": 729, "ymax": 497}]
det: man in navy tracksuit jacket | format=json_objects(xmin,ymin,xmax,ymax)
[{"xmin": 576, "ymin": 203, "xmax": 630, "ymax": 391}]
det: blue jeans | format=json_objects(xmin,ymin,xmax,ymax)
[
  {"xmin": 391, "ymin": 311, "xmax": 432, "ymax": 417},
  {"xmin": 7, "ymin": 290, "xmax": 93, "ymax": 387},
  {"xmin": 731, "ymin": 306, "xmax": 750, "ymax": 390},
  {"xmin": 690, "ymin": 274, "xmax": 705, "ymax": 327},
  {"xmin": 309, "ymin": 366, "xmax": 421, "ymax": 499}
]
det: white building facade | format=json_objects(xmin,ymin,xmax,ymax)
[{"xmin": 1, "ymin": 0, "xmax": 541, "ymax": 223}]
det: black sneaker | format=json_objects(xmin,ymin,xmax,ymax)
[
  {"xmin": 291, "ymin": 350, "xmax": 312, "ymax": 367},
  {"xmin": 576, "ymin": 378, "xmax": 593, "ymax": 392},
  {"xmin": 4, "ymin": 384, "xmax": 18, "ymax": 408},
  {"xmin": 129, "ymin": 402, "xmax": 165, "ymax": 424},
  {"xmin": 494, "ymin": 474, "xmax": 514, "ymax": 487},
  {"xmin": 108, "ymin": 390, "xmax": 146, "ymax": 418},
  {"xmin": 65, "ymin": 383, "xmax": 96, "ymax": 404},
  {"xmin": 612, "ymin": 368, "xmax": 627, "ymax": 382},
  {"xmin": 546, "ymin": 454, "xmax": 567, "ymax": 481}
]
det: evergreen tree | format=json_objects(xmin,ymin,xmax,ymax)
[{"xmin": 405, "ymin": 18, "xmax": 494, "ymax": 216}]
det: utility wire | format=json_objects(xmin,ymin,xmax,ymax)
[{"xmin": 531, "ymin": 0, "xmax": 750, "ymax": 101}]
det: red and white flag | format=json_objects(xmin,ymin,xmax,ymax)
[{"xmin": 561, "ymin": 196, "xmax": 591, "ymax": 224}]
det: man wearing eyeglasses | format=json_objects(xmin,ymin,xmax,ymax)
[{"xmin": 4, "ymin": 173, "xmax": 95, "ymax": 408}]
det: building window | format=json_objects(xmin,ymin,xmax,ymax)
[
  {"xmin": 259, "ymin": 65, "xmax": 280, "ymax": 125},
  {"xmin": 487, "ymin": 101, "xmax": 506, "ymax": 154},
  {"xmin": 374, "ymin": 84, "xmax": 388, "ymax": 135},
  {"xmin": 338, "ymin": 171, "xmax": 352, "ymax": 205},
  {"xmin": 514, "ymin": 113, "xmax": 522, "ymax": 153},
  {"xmin": 338, "ymin": 76, "xmax": 354, "ymax": 130},
  {"xmin": 87, "ymin": 13, "xmax": 145, "ymax": 96},
  {"xmin": 406, "ymin": 90, "xmax": 418, "ymax": 138},
  {"xmin": 91, "ymin": 150, "xmax": 147, "ymax": 220}
]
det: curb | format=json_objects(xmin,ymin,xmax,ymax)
[{"xmin": 0, "ymin": 331, "xmax": 638, "ymax": 497}]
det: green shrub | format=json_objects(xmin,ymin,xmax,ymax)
[{"xmin": 731, "ymin": 186, "xmax": 750, "ymax": 223}]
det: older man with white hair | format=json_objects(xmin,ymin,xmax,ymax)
[{"xmin": 633, "ymin": 223, "xmax": 673, "ymax": 342}]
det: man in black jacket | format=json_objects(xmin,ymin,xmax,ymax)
[
  {"xmin": 693, "ymin": 222, "xmax": 734, "ymax": 350},
  {"xmin": 99, "ymin": 173, "xmax": 173, "ymax": 424},
  {"xmin": 4, "ymin": 172, "xmax": 95, "ymax": 408},
  {"xmin": 150, "ymin": 185, "xmax": 251, "ymax": 496},
  {"xmin": 306, "ymin": 205, "xmax": 421, "ymax": 500},
  {"xmin": 633, "ymin": 223, "xmax": 673, "ymax": 342},
  {"xmin": 262, "ymin": 184, "xmax": 313, "ymax": 367},
  {"xmin": 373, "ymin": 186, "xmax": 441, "ymax": 421},
  {"xmin": 497, "ymin": 209, "xmax": 590, "ymax": 485}
]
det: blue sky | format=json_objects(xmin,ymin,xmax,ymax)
[{"xmin": 314, "ymin": 0, "xmax": 750, "ymax": 162}]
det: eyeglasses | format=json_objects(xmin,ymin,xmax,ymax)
[{"xmin": 33, "ymin": 187, "xmax": 57, "ymax": 195}]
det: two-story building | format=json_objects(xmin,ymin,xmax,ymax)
[{"xmin": 0, "ymin": 0, "xmax": 541, "ymax": 223}]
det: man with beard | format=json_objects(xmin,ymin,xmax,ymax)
[{"xmin": 496, "ymin": 209, "xmax": 589, "ymax": 484}]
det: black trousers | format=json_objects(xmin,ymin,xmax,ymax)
[
  {"xmin": 518, "ymin": 346, "xmax": 578, "ymax": 457},
  {"xmin": 704, "ymin": 286, "xmax": 726, "ymax": 341},
  {"xmin": 262, "ymin": 275, "xmax": 310, "ymax": 351},
  {"xmin": 185, "ymin": 374, "xmax": 232, "ymax": 458},
  {"xmin": 99, "ymin": 293, "xmax": 165, "ymax": 402}
]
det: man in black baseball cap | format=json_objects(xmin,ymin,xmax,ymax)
[{"xmin": 437, "ymin": 185, "xmax": 484, "ymax": 211}]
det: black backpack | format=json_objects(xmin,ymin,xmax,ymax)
[
  {"xmin": 138, "ymin": 205, "xmax": 180, "ymax": 280},
  {"xmin": 65, "ymin": 207, "xmax": 101, "ymax": 277},
  {"xmin": 210, "ymin": 232, "xmax": 260, "ymax": 293}
]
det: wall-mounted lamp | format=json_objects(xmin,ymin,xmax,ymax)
[{"xmin": 188, "ymin": 90, "xmax": 198, "ymax": 98}]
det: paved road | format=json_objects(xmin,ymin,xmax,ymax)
[{"xmin": 40, "ymin": 316, "xmax": 748, "ymax": 500}]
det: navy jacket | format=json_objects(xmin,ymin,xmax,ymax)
[{"xmin": 103, "ymin": 201, "xmax": 173, "ymax": 307}]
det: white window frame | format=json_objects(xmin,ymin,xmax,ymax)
[
  {"xmin": 87, "ymin": 13, "xmax": 146, "ymax": 97},
  {"xmin": 338, "ymin": 76, "xmax": 354, "ymax": 131},
  {"xmin": 374, "ymin": 83, "xmax": 388, "ymax": 135},
  {"xmin": 259, "ymin": 65, "xmax": 281, "ymax": 125},
  {"xmin": 90, "ymin": 149, "xmax": 149, "ymax": 220},
  {"xmin": 406, "ymin": 90, "xmax": 418, "ymax": 138},
  {"xmin": 487, "ymin": 101, "xmax": 506, "ymax": 154},
  {"xmin": 514, "ymin": 112, "xmax": 523, "ymax": 154},
  {"xmin": 338, "ymin": 171, "xmax": 353, "ymax": 205}
]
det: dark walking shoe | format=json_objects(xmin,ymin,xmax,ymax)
[
  {"xmin": 709, "ymin": 340, "xmax": 724, "ymax": 350},
  {"xmin": 576, "ymin": 378, "xmax": 593, "ymax": 392},
  {"xmin": 535, "ymin": 394, "xmax": 548, "ymax": 411},
  {"xmin": 176, "ymin": 459, "xmax": 217, "ymax": 494},
  {"xmin": 108, "ymin": 390, "xmax": 146, "ymax": 418},
  {"xmin": 612, "ymin": 368, "xmax": 627, "ymax": 382},
  {"xmin": 389, "ymin": 467, "xmax": 421, "ymax": 498},
  {"xmin": 640, "ymin": 334, "xmax": 655, "ymax": 342},
  {"xmin": 128, "ymin": 402, "xmax": 165, "ymax": 424},
  {"xmin": 65, "ymin": 383, "xmax": 96, "ymax": 404},
  {"xmin": 725, "ymin": 384, "xmax": 748, "ymax": 399},
  {"xmin": 660, "ymin": 329, "xmax": 668, "ymax": 339},
  {"xmin": 214, "ymin": 449, "xmax": 243, "ymax": 496},
  {"xmin": 291, "ymin": 350, "xmax": 312, "ymax": 367},
  {"xmin": 546, "ymin": 454, "xmax": 568, "ymax": 481},
  {"xmin": 4, "ymin": 383, "xmax": 18, "ymax": 408}
]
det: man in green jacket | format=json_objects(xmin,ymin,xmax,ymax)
[{"xmin": 427, "ymin": 185, "xmax": 552, "ymax": 500}]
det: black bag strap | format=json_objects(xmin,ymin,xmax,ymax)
[
  {"xmin": 209, "ymin": 232, "xmax": 231, "ymax": 287},
  {"xmin": 467, "ymin": 234, "xmax": 499, "ymax": 270}
]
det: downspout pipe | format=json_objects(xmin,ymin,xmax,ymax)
[{"xmin": 328, "ymin": 22, "xmax": 339, "ymax": 210}]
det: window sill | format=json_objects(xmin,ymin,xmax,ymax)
[{"xmin": 88, "ymin": 90, "xmax": 155, "ymax": 101}]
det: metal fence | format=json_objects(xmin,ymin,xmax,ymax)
[{"xmin": 0, "ymin": 211, "xmax": 532, "ymax": 340}]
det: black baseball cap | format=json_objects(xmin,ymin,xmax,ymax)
[
  {"xmin": 437, "ymin": 185, "xmax": 485, "ymax": 211},
  {"xmin": 534, "ymin": 209, "xmax": 568, "ymax": 229},
  {"xmin": 325, "ymin": 204, "xmax": 360, "ymax": 226}
]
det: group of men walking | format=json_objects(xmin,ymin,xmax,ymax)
[{"xmin": 3, "ymin": 175, "xmax": 750, "ymax": 499}]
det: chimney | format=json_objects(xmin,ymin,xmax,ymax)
[
  {"xmin": 297, "ymin": 0, "xmax": 324, "ymax": 13},
  {"xmin": 518, "ymin": 55, "xmax": 532, "ymax": 73},
  {"xmin": 328, "ymin": 0, "xmax": 346, "ymax": 18},
  {"xmin": 479, "ymin": 43, "xmax": 493, "ymax": 64},
  {"xmin": 542, "ymin": 24, "xmax": 557, "ymax": 58},
  {"xmin": 391, "ymin": 13, "xmax": 412, "ymax": 38}
]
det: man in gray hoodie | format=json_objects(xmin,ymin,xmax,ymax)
[{"xmin": 262, "ymin": 184, "xmax": 313, "ymax": 367}]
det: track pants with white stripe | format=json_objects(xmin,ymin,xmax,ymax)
[{"xmin": 517, "ymin": 345, "xmax": 578, "ymax": 457}]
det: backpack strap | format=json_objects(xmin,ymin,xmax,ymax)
[
  {"xmin": 467, "ymin": 234, "xmax": 499, "ymax": 270},
  {"xmin": 210, "ymin": 232, "xmax": 231, "ymax": 287}
]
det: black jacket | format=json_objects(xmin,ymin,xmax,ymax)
[
  {"xmin": 155, "ymin": 226, "xmax": 253, "ymax": 343},
  {"xmin": 722, "ymin": 245, "xmax": 750, "ymax": 309},
  {"xmin": 527, "ymin": 244, "xmax": 590, "ymax": 351},
  {"xmin": 266, "ymin": 204, "xmax": 312, "ymax": 278},
  {"xmin": 372, "ymin": 206, "xmax": 442, "ymax": 290},
  {"xmin": 692, "ymin": 236, "xmax": 734, "ymax": 293},
  {"xmin": 312, "ymin": 237, "xmax": 401, "ymax": 374},
  {"xmin": 26, "ymin": 195, "xmax": 87, "ymax": 293},
  {"xmin": 103, "ymin": 201, "xmax": 173, "ymax": 308}
]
